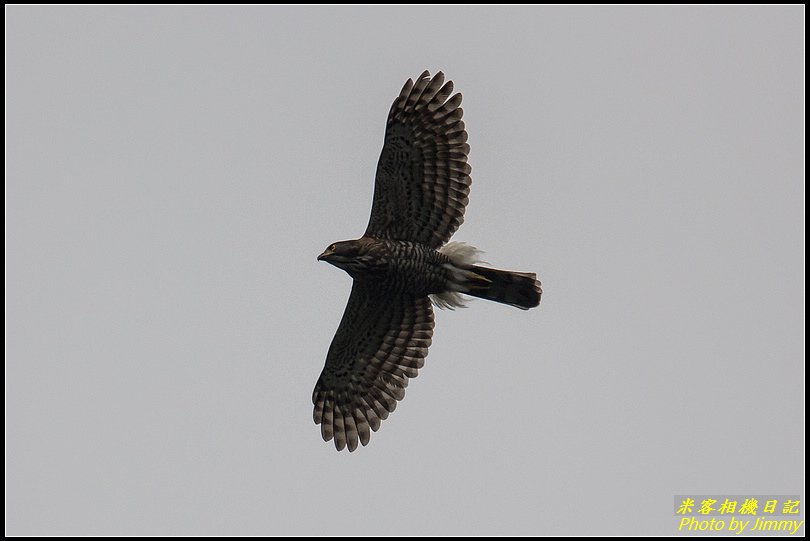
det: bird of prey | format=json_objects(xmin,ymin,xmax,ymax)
[{"xmin": 314, "ymin": 70, "xmax": 542, "ymax": 451}]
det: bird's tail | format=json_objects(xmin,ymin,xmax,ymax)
[
  {"xmin": 463, "ymin": 266, "xmax": 542, "ymax": 310},
  {"xmin": 434, "ymin": 242, "xmax": 542, "ymax": 310}
]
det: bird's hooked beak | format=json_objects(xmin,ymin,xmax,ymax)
[{"xmin": 317, "ymin": 246, "xmax": 335, "ymax": 262}]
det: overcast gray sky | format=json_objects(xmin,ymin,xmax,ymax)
[{"xmin": 6, "ymin": 6, "xmax": 804, "ymax": 536}]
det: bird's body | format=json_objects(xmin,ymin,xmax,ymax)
[
  {"xmin": 320, "ymin": 238, "xmax": 456, "ymax": 296},
  {"xmin": 314, "ymin": 71, "xmax": 542, "ymax": 451}
]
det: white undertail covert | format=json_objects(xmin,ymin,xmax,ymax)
[{"xmin": 430, "ymin": 241, "xmax": 485, "ymax": 310}]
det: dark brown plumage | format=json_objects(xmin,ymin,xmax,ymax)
[
  {"xmin": 314, "ymin": 71, "xmax": 542, "ymax": 452},
  {"xmin": 366, "ymin": 72, "xmax": 471, "ymax": 248}
]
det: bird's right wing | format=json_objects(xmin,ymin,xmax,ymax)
[
  {"xmin": 313, "ymin": 281, "xmax": 434, "ymax": 452},
  {"xmin": 365, "ymin": 70, "xmax": 472, "ymax": 249}
]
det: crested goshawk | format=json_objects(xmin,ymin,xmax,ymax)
[{"xmin": 314, "ymin": 70, "xmax": 542, "ymax": 451}]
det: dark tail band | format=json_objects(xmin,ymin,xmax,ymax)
[{"xmin": 464, "ymin": 265, "xmax": 542, "ymax": 310}]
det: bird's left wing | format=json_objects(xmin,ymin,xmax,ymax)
[
  {"xmin": 313, "ymin": 281, "xmax": 434, "ymax": 451},
  {"xmin": 365, "ymin": 70, "xmax": 472, "ymax": 249}
]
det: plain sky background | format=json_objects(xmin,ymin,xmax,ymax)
[{"xmin": 6, "ymin": 6, "xmax": 804, "ymax": 536}]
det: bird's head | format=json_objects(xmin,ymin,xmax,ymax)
[
  {"xmin": 318, "ymin": 239, "xmax": 382, "ymax": 278},
  {"xmin": 317, "ymin": 240, "xmax": 359, "ymax": 263}
]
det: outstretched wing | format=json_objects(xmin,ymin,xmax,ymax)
[
  {"xmin": 365, "ymin": 70, "xmax": 472, "ymax": 249},
  {"xmin": 313, "ymin": 281, "xmax": 434, "ymax": 451}
]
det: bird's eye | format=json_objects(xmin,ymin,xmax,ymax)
[{"xmin": 329, "ymin": 244, "xmax": 337, "ymax": 251}]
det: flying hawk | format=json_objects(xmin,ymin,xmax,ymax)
[{"xmin": 314, "ymin": 70, "xmax": 542, "ymax": 451}]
